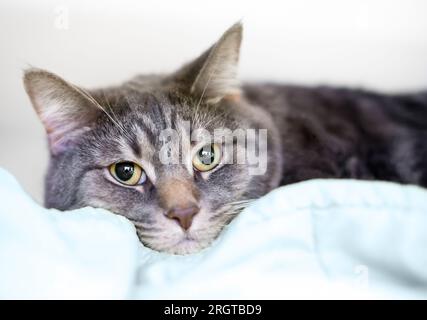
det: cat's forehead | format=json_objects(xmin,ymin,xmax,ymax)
[
  {"xmin": 87, "ymin": 90, "xmax": 236, "ymax": 166},
  {"xmin": 114, "ymin": 90, "xmax": 232, "ymax": 133}
]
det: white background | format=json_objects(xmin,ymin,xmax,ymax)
[{"xmin": 0, "ymin": 0, "xmax": 426, "ymax": 203}]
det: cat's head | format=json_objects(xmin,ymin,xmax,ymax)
[{"xmin": 23, "ymin": 23, "xmax": 282, "ymax": 254}]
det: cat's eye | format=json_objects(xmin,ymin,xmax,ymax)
[
  {"xmin": 192, "ymin": 144, "xmax": 221, "ymax": 172},
  {"xmin": 109, "ymin": 162, "xmax": 147, "ymax": 186}
]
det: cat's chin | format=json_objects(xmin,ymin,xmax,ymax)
[
  {"xmin": 142, "ymin": 233, "xmax": 213, "ymax": 255},
  {"xmin": 167, "ymin": 237, "xmax": 208, "ymax": 255}
]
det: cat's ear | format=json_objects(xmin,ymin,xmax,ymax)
[
  {"xmin": 23, "ymin": 69, "xmax": 100, "ymax": 155},
  {"xmin": 171, "ymin": 22, "xmax": 243, "ymax": 104}
]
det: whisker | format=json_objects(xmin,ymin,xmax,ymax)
[
  {"xmin": 192, "ymin": 38, "xmax": 223, "ymax": 119},
  {"xmin": 194, "ymin": 69, "xmax": 215, "ymax": 111},
  {"xmin": 71, "ymin": 84, "xmax": 134, "ymax": 143},
  {"xmin": 101, "ymin": 90, "xmax": 135, "ymax": 142},
  {"xmin": 128, "ymin": 219, "xmax": 159, "ymax": 230},
  {"xmin": 209, "ymin": 198, "xmax": 255, "ymax": 221},
  {"xmin": 72, "ymin": 85, "xmax": 121, "ymax": 127}
]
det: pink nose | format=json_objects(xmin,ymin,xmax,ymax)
[{"xmin": 166, "ymin": 206, "xmax": 200, "ymax": 230}]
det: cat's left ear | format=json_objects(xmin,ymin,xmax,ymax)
[{"xmin": 170, "ymin": 22, "xmax": 243, "ymax": 104}]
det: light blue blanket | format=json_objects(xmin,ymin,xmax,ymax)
[{"xmin": 0, "ymin": 167, "xmax": 426, "ymax": 299}]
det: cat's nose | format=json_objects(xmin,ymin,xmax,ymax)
[{"xmin": 166, "ymin": 205, "xmax": 200, "ymax": 230}]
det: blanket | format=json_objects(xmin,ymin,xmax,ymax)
[{"xmin": 0, "ymin": 167, "xmax": 426, "ymax": 299}]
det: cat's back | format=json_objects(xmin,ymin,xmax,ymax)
[
  {"xmin": 243, "ymin": 83, "xmax": 427, "ymax": 186},
  {"xmin": 243, "ymin": 83, "xmax": 427, "ymax": 132}
]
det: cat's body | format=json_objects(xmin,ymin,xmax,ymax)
[
  {"xmin": 244, "ymin": 84, "xmax": 427, "ymax": 186},
  {"xmin": 23, "ymin": 23, "xmax": 427, "ymax": 254}
]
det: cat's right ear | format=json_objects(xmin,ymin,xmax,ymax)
[
  {"xmin": 23, "ymin": 69, "xmax": 100, "ymax": 155},
  {"xmin": 168, "ymin": 22, "xmax": 243, "ymax": 104}
]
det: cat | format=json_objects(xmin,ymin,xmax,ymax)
[{"xmin": 23, "ymin": 23, "xmax": 427, "ymax": 254}]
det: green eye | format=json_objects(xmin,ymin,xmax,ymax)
[
  {"xmin": 109, "ymin": 162, "xmax": 147, "ymax": 186},
  {"xmin": 192, "ymin": 144, "xmax": 221, "ymax": 172}
]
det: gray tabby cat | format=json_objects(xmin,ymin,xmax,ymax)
[{"xmin": 24, "ymin": 23, "xmax": 427, "ymax": 254}]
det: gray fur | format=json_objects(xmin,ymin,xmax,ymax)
[
  {"xmin": 24, "ymin": 24, "xmax": 281, "ymax": 254},
  {"xmin": 23, "ymin": 23, "xmax": 427, "ymax": 254}
]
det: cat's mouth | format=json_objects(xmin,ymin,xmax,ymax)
[
  {"xmin": 133, "ymin": 202, "xmax": 249, "ymax": 255},
  {"xmin": 176, "ymin": 235, "xmax": 197, "ymax": 246},
  {"xmin": 181, "ymin": 234, "xmax": 196, "ymax": 242},
  {"xmin": 134, "ymin": 224, "xmax": 213, "ymax": 255},
  {"xmin": 162, "ymin": 233, "xmax": 208, "ymax": 255}
]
